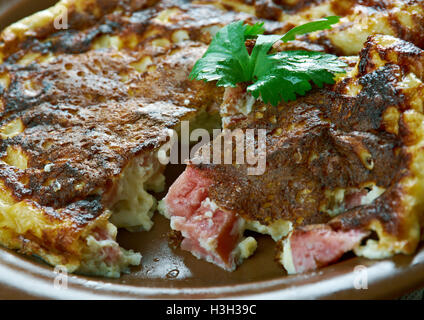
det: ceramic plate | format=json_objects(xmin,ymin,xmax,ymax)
[{"xmin": 0, "ymin": 0, "xmax": 423, "ymax": 300}]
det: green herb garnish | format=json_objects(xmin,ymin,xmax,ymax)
[
  {"xmin": 189, "ymin": 17, "xmax": 347, "ymax": 107},
  {"xmin": 244, "ymin": 22, "xmax": 265, "ymax": 39}
]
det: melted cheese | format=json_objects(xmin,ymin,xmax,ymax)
[
  {"xmin": 110, "ymin": 153, "xmax": 165, "ymax": 231},
  {"xmin": 246, "ymin": 219, "xmax": 293, "ymax": 242}
]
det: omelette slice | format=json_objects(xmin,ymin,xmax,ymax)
[
  {"xmin": 161, "ymin": 0, "xmax": 424, "ymax": 273},
  {"xmin": 0, "ymin": 0, "xmax": 253, "ymax": 277},
  {"xmin": 161, "ymin": 34, "xmax": 424, "ymax": 273}
]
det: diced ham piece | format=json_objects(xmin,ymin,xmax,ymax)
[
  {"xmin": 164, "ymin": 166, "xmax": 245, "ymax": 271},
  {"xmin": 280, "ymin": 225, "xmax": 370, "ymax": 274},
  {"xmin": 344, "ymin": 190, "xmax": 368, "ymax": 210},
  {"xmin": 92, "ymin": 227, "xmax": 122, "ymax": 264}
]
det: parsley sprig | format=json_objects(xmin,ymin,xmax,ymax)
[{"xmin": 189, "ymin": 17, "xmax": 347, "ymax": 107}]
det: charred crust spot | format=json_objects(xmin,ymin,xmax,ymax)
[
  {"xmin": 261, "ymin": 0, "xmax": 325, "ymax": 16},
  {"xmin": 59, "ymin": 196, "xmax": 105, "ymax": 226},
  {"xmin": 254, "ymin": 0, "xmax": 282, "ymax": 20}
]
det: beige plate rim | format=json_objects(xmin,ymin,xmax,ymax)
[{"xmin": 1, "ymin": 243, "xmax": 424, "ymax": 299}]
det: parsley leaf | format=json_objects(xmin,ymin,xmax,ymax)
[
  {"xmin": 189, "ymin": 21, "xmax": 251, "ymax": 87},
  {"xmin": 248, "ymin": 51, "xmax": 347, "ymax": 106},
  {"xmin": 189, "ymin": 17, "xmax": 346, "ymax": 107},
  {"xmin": 281, "ymin": 16, "xmax": 340, "ymax": 42},
  {"xmin": 244, "ymin": 22, "xmax": 265, "ymax": 39}
]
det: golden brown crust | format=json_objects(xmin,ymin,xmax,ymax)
[{"xmin": 200, "ymin": 0, "xmax": 424, "ymax": 55}]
